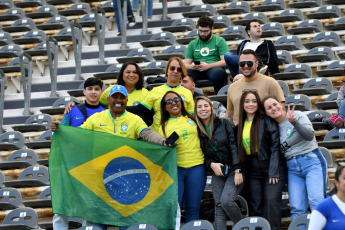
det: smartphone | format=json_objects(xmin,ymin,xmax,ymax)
[
  {"xmin": 166, "ymin": 131, "xmax": 179, "ymax": 145},
  {"xmin": 220, "ymin": 165, "xmax": 229, "ymax": 176},
  {"xmin": 194, "ymin": 60, "xmax": 200, "ymax": 65}
]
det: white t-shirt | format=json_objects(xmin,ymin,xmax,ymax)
[{"xmin": 243, "ymin": 42, "xmax": 262, "ymax": 52}]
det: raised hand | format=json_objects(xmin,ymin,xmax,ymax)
[{"xmin": 287, "ymin": 105, "xmax": 296, "ymax": 123}]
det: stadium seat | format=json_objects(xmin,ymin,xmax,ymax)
[
  {"xmin": 4, "ymin": 165, "xmax": 49, "ymax": 188},
  {"xmin": 296, "ymin": 47, "xmax": 334, "ymax": 63},
  {"xmin": 0, "ymin": 171, "xmax": 4, "ymax": 188},
  {"xmin": 25, "ymin": 5, "xmax": 58, "ymax": 19},
  {"xmin": 25, "ymin": 41, "xmax": 55, "ymax": 75},
  {"xmin": 12, "ymin": 30, "xmax": 46, "ymax": 46},
  {"xmin": 211, "ymin": 15, "xmax": 231, "ymax": 29},
  {"xmin": 325, "ymin": 17, "xmax": 345, "ymax": 31},
  {"xmin": 315, "ymin": 92, "xmax": 338, "ymax": 110},
  {"xmin": 117, "ymin": 48, "xmax": 153, "ymax": 63},
  {"xmin": 25, "ymin": 130, "xmax": 52, "ymax": 149},
  {"xmin": 22, "ymin": 187, "xmax": 51, "ymax": 208},
  {"xmin": 233, "ymin": 12, "xmax": 267, "ymax": 26},
  {"xmin": 182, "ymin": 4, "xmax": 215, "ymax": 18},
  {"xmin": 0, "ymin": 149, "xmax": 38, "ymax": 170},
  {"xmin": 220, "ymin": 26, "xmax": 248, "ymax": 41},
  {"xmin": 292, "ymin": 78, "xmax": 333, "ymax": 96},
  {"xmin": 161, "ymin": 18, "xmax": 195, "ymax": 33},
  {"xmin": 0, "ymin": 131, "xmax": 25, "ymax": 150},
  {"xmin": 153, "ymin": 45, "xmax": 186, "ymax": 61},
  {"xmin": 0, "ymin": 207, "xmax": 38, "ymax": 229},
  {"xmin": 236, "ymin": 195, "xmax": 249, "ymax": 217},
  {"xmin": 142, "ymin": 61, "xmax": 167, "ymax": 76},
  {"xmin": 338, "ymin": 51, "xmax": 345, "ymax": 60},
  {"xmin": 277, "ymin": 80, "xmax": 289, "ymax": 97},
  {"xmin": 287, "ymin": 19, "xmax": 323, "ymax": 35},
  {"xmin": 67, "ymin": 81, "xmax": 107, "ymax": 97},
  {"xmin": 202, "ymin": 0, "xmax": 226, "ymax": 4},
  {"xmin": 306, "ymin": 110, "xmax": 332, "ymax": 130},
  {"xmin": 274, "ymin": 35, "xmax": 302, "ymax": 51},
  {"xmin": 261, "ymin": 22, "xmax": 285, "ymax": 38},
  {"xmin": 318, "ymin": 128, "xmax": 345, "ymax": 149},
  {"xmin": 0, "ymin": 32, "xmax": 12, "ymax": 46},
  {"xmin": 12, "ymin": 114, "xmax": 53, "ymax": 132},
  {"xmin": 276, "ymin": 50, "xmax": 292, "ymax": 65},
  {"xmin": 320, "ymin": 147, "xmax": 333, "ymax": 167},
  {"xmin": 176, "ymin": 30, "xmax": 198, "ymax": 45},
  {"xmin": 233, "ymin": 216, "xmax": 270, "ymax": 230},
  {"xmin": 288, "ymin": 213, "xmax": 310, "ymax": 230},
  {"xmin": 269, "ymin": 9, "xmax": 304, "ymax": 23},
  {"xmin": 285, "ymin": 94, "xmax": 312, "ymax": 111},
  {"xmin": 0, "ymin": 188, "xmax": 22, "ymax": 210},
  {"xmin": 0, "ymin": 0, "xmax": 13, "ymax": 9},
  {"xmin": 209, "ymin": 95, "xmax": 227, "ymax": 108},
  {"xmin": 14, "ymin": 0, "xmax": 43, "ymax": 8},
  {"xmin": 140, "ymin": 32, "xmax": 175, "ymax": 48},
  {"xmin": 306, "ymin": 5, "xmax": 341, "ymax": 20},
  {"xmin": 36, "ymin": 16, "xmax": 69, "ymax": 30},
  {"xmin": 47, "ymin": 0, "xmax": 76, "ymax": 4},
  {"xmin": 40, "ymin": 96, "xmax": 80, "ymax": 115},
  {"xmin": 78, "ymin": 226, "xmax": 103, "ymax": 230},
  {"xmin": 253, "ymin": 0, "xmax": 285, "ymax": 12},
  {"xmin": 0, "ymin": 8, "xmax": 25, "ymax": 22},
  {"xmin": 59, "ymin": 3, "xmax": 91, "ymax": 17},
  {"xmin": 316, "ymin": 60, "xmax": 345, "ymax": 77},
  {"xmin": 195, "ymin": 87, "xmax": 204, "ymax": 96},
  {"xmin": 181, "ymin": 220, "xmax": 214, "ymax": 230},
  {"xmin": 304, "ymin": 32, "xmax": 341, "ymax": 49},
  {"xmin": 101, "ymin": 0, "xmax": 113, "ymax": 12},
  {"xmin": 93, "ymin": 64, "xmax": 121, "ymax": 80},
  {"xmin": 325, "ymin": 0, "xmax": 343, "ymax": 4},
  {"xmin": 0, "ymin": 54, "xmax": 31, "ymax": 78},
  {"xmin": 128, "ymin": 223, "xmax": 158, "ymax": 230},
  {"xmin": 288, "ymin": 0, "xmax": 321, "ymax": 9},
  {"xmin": 217, "ymin": 1, "xmax": 250, "ymax": 15},
  {"xmin": 2, "ymin": 18, "xmax": 35, "ymax": 33}
]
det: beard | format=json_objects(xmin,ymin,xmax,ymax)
[{"xmin": 199, "ymin": 33, "xmax": 212, "ymax": 42}]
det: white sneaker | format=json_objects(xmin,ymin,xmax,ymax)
[
  {"xmin": 128, "ymin": 15, "xmax": 136, "ymax": 27},
  {"xmin": 259, "ymin": 65, "xmax": 268, "ymax": 74}
]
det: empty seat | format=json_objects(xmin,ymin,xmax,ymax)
[
  {"xmin": 275, "ymin": 35, "xmax": 302, "ymax": 51},
  {"xmin": 307, "ymin": 110, "xmax": 332, "ymax": 130},
  {"xmin": 140, "ymin": 32, "xmax": 175, "ymax": 48},
  {"xmin": 36, "ymin": 16, "xmax": 69, "ymax": 30},
  {"xmin": 25, "ymin": 5, "xmax": 57, "ymax": 19},
  {"xmin": 0, "ymin": 188, "xmax": 22, "ymax": 210},
  {"xmin": 0, "ymin": 0, "xmax": 13, "ymax": 9},
  {"xmin": 0, "ymin": 54, "xmax": 30, "ymax": 78},
  {"xmin": 142, "ymin": 61, "xmax": 167, "ymax": 76},
  {"xmin": 153, "ymin": 45, "xmax": 186, "ymax": 61},
  {"xmin": 12, "ymin": 114, "xmax": 52, "ymax": 132},
  {"xmin": 25, "ymin": 130, "xmax": 52, "ymax": 149},
  {"xmin": 211, "ymin": 15, "xmax": 231, "ymax": 29},
  {"xmin": 316, "ymin": 60, "xmax": 345, "ymax": 77},
  {"xmin": 288, "ymin": 0, "xmax": 321, "ymax": 9},
  {"xmin": 0, "ymin": 149, "xmax": 38, "ymax": 170},
  {"xmin": 261, "ymin": 22, "xmax": 285, "ymax": 38},
  {"xmin": 288, "ymin": 213, "xmax": 310, "ymax": 230},
  {"xmin": 116, "ymin": 48, "xmax": 153, "ymax": 63},
  {"xmin": 315, "ymin": 92, "xmax": 338, "ymax": 110},
  {"xmin": 270, "ymin": 9, "xmax": 304, "ymax": 23},
  {"xmin": 233, "ymin": 217, "xmax": 270, "ymax": 230},
  {"xmin": 4, "ymin": 165, "xmax": 49, "ymax": 188},
  {"xmin": 14, "ymin": 0, "xmax": 43, "ymax": 8},
  {"xmin": 12, "ymin": 30, "xmax": 46, "ymax": 45},
  {"xmin": 277, "ymin": 80, "xmax": 289, "ymax": 97},
  {"xmin": 2, "ymin": 18, "xmax": 35, "ymax": 33},
  {"xmin": 217, "ymin": 1, "xmax": 250, "ymax": 15},
  {"xmin": 276, "ymin": 50, "xmax": 292, "ymax": 65},
  {"xmin": 319, "ymin": 147, "xmax": 333, "ymax": 167},
  {"xmin": 22, "ymin": 187, "xmax": 51, "ymax": 208},
  {"xmin": 180, "ymin": 220, "xmax": 214, "ymax": 230},
  {"xmin": 0, "ymin": 131, "xmax": 25, "ymax": 150},
  {"xmin": 273, "ymin": 63, "xmax": 312, "ymax": 80},
  {"xmin": 339, "ymin": 51, "xmax": 345, "ymax": 60},
  {"xmin": 296, "ymin": 47, "xmax": 334, "ymax": 63},
  {"xmin": 287, "ymin": 19, "xmax": 323, "ymax": 35},
  {"xmin": 67, "ymin": 81, "xmax": 107, "ymax": 97},
  {"xmin": 253, "ymin": 0, "xmax": 285, "ymax": 12},
  {"xmin": 161, "ymin": 18, "xmax": 195, "ymax": 33},
  {"xmin": 319, "ymin": 128, "xmax": 345, "ymax": 149},
  {"xmin": 285, "ymin": 94, "xmax": 312, "ymax": 111},
  {"xmin": 0, "ymin": 32, "xmax": 12, "ymax": 46},
  {"xmin": 304, "ymin": 32, "xmax": 341, "ymax": 49},
  {"xmin": 0, "ymin": 8, "xmax": 25, "ymax": 22},
  {"xmin": 233, "ymin": 12, "xmax": 267, "ymax": 26},
  {"xmin": 306, "ymin": 5, "xmax": 341, "ymax": 20},
  {"xmin": 292, "ymin": 78, "xmax": 333, "ymax": 96},
  {"xmin": 47, "ymin": 0, "xmax": 76, "ymax": 4},
  {"xmin": 176, "ymin": 30, "xmax": 198, "ymax": 45},
  {"xmin": 0, "ymin": 207, "xmax": 38, "ymax": 229},
  {"xmin": 78, "ymin": 226, "xmax": 103, "ymax": 230},
  {"xmin": 325, "ymin": 17, "xmax": 345, "ymax": 31},
  {"xmin": 220, "ymin": 26, "xmax": 248, "ymax": 41},
  {"xmin": 128, "ymin": 223, "xmax": 158, "ymax": 230},
  {"xmin": 59, "ymin": 3, "xmax": 91, "ymax": 16},
  {"xmin": 40, "ymin": 97, "xmax": 80, "ymax": 115},
  {"xmin": 182, "ymin": 4, "xmax": 214, "ymax": 18},
  {"xmin": 101, "ymin": 0, "xmax": 113, "ymax": 12},
  {"xmin": 93, "ymin": 64, "xmax": 121, "ymax": 80}
]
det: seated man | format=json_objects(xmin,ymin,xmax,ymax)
[{"xmin": 184, "ymin": 15, "xmax": 229, "ymax": 94}]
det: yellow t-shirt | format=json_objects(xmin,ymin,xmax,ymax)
[
  {"xmin": 158, "ymin": 116, "xmax": 204, "ymax": 168},
  {"xmin": 242, "ymin": 119, "xmax": 252, "ymax": 155},
  {"xmin": 100, "ymin": 86, "xmax": 149, "ymax": 107},
  {"xmin": 141, "ymin": 84, "xmax": 194, "ymax": 132},
  {"xmin": 81, "ymin": 110, "xmax": 147, "ymax": 139}
]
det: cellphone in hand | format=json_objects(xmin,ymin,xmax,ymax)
[
  {"xmin": 194, "ymin": 60, "xmax": 200, "ymax": 65},
  {"xmin": 166, "ymin": 131, "xmax": 179, "ymax": 145},
  {"xmin": 220, "ymin": 165, "xmax": 229, "ymax": 176}
]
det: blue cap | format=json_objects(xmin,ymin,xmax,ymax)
[{"xmin": 109, "ymin": 85, "xmax": 128, "ymax": 97}]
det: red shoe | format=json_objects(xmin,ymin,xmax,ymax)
[{"xmin": 334, "ymin": 116, "xmax": 344, "ymax": 128}]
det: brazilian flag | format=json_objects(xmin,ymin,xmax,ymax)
[{"xmin": 49, "ymin": 125, "xmax": 178, "ymax": 229}]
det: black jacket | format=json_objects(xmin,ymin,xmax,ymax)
[
  {"xmin": 236, "ymin": 115, "xmax": 281, "ymax": 178},
  {"xmin": 237, "ymin": 39, "xmax": 280, "ymax": 75},
  {"xmin": 199, "ymin": 117, "xmax": 240, "ymax": 172}
]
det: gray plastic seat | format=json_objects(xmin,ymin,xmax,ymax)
[
  {"xmin": 182, "ymin": 4, "xmax": 215, "ymax": 18},
  {"xmin": 285, "ymin": 94, "xmax": 312, "ymax": 111},
  {"xmin": 0, "ymin": 54, "xmax": 30, "ymax": 76},
  {"xmin": 287, "ymin": 19, "xmax": 323, "ymax": 35},
  {"xmin": 25, "ymin": 5, "xmax": 57, "ymax": 19},
  {"xmin": 93, "ymin": 64, "xmax": 121, "ymax": 80},
  {"xmin": 296, "ymin": 47, "xmax": 334, "ymax": 63},
  {"xmin": 315, "ymin": 92, "xmax": 338, "ymax": 110},
  {"xmin": 0, "ymin": 32, "xmax": 12, "ymax": 46},
  {"xmin": 233, "ymin": 12, "xmax": 267, "ymax": 26},
  {"xmin": 14, "ymin": 0, "xmax": 43, "ymax": 8},
  {"xmin": 2, "ymin": 18, "xmax": 35, "ymax": 33},
  {"xmin": 292, "ymin": 78, "xmax": 333, "ymax": 96},
  {"xmin": 319, "ymin": 128, "xmax": 345, "ymax": 149},
  {"xmin": 181, "ymin": 220, "xmax": 214, "ymax": 230},
  {"xmin": 47, "ymin": 0, "xmax": 76, "ymax": 4},
  {"xmin": 304, "ymin": 32, "xmax": 341, "ymax": 49},
  {"xmin": 12, "ymin": 114, "xmax": 53, "ymax": 132},
  {"xmin": 325, "ymin": 17, "xmax": 345, "ymax": 31},
  {"xmin": 307, "ymin": 110, "xmax": 332, "ymax": 130},
  {"xmin": 217, "ymin": 1, "xmax": 250, "ymax": 15},
  {"xmin": 316, "ymin": 60, "xmax": 345, "ymax": 77},
  {"xmin": 140, "ymin": 32, "xmax": 175, "ymax": 48},
  {"xmin": 101, "ymin": 0, "xmax": 113, "ymax": 12},
  {"xmin": 22, "ymin": 187, "xmax": 51, "ymax": 208},
  {"xmin": 339, "ymin": 51, "xmax": 345, "ymax": 60},
  {"xmin": 202, "ymin": 0, "xmax": 227, "ymax": 4},
  {"xmin": 0, "ymin": 188, "xmax": 22, "ymax": 210},
  {"xmin": 221, "ymin": 26, "xmax": 248, "ymax": 41},
  {"xmin": 288, "ymin": 0, "xmax": 321, "ymax": 8},
  {"xmin": 253, "ymin": 0, "xmax": 285, "ymax": 12},
  {"xmin": 52, "ymin": 27, "xmax": 73, "ymax": 42},
  {"xmin": 4, "ymin": 165, "xmax": 49, "ymax": 188},
  {"xmin": 0, "ymin": 207, "xmax": 38, "ymax": 229},
  {"xmin": 233, "ymin": 216, "xmax": 271, "ymax": 230},
  {"xmin": 79, "ymin": 13, "xmax": 99, "ymax": 28},
  {"xmin": 325, "ymin": 0, "xmax": 343, "ymax": 4},
  {"xmin": 276, "ymin": 50, "xmax": 292, "ymax": 65},
  {"xmin": 142, "ymin": 61, "xmax": 167, "ymax": 76},
  {"xmin": 40, "ymin": 97, "xmax": 79, "ymax": 115},
  {"xmin": 288, "ymin": 213, "xmax": 310, "ymax": 230},
  {"xmin": 320, "ymin": 147, "xmax": 333, "ymax": 167},
  {"xmin": 77, "ymin": 227, "xmax": 103, "ymax": 230},
  {"xmin": 0, "ymin": 0, "xmax": 13, "ymax": 9},
  {"xmin": 36, "ymin": 16, "xmax": 69, "ymax": 30},
  {"xmin": 0, "ymin": 149, "xmax": 37, "ymax": 170},
  {"xmin": 0, "ymin": 8, "xmax": 25, "ymax": 21},
  {"xmin": 211, "ymin": 15, "xmax": 231, "ymax": 29},
  {"xmin": 261, "ymin": 22, "xmax": 285, "ymax": 38},
  {"xmin": 277, "ymin": 80, "xmax": 289, "ymax": 97},
  {"xmin": 25, "ymin": 130, "xmax": 52, "ymax": 149},
  {"xmin": 153, "ymin": 45, "xmax": 186, "ymax": 61},
  {"xmin": 161, "ymin": 18, "xmax": 195, "ymax": 33},
  {"xmin": 209, "ymin": 85, "xmax": 228, "ymax": 107},
  {"xmin": 59, "ymin": 3, "xmax": 91, "ymax": 16},
  {"xmin": 273, "ymin": 64, "xmax": 312, "ymax": 80},
  {"xmin": 275, "ymin": 35, "xmax": 302, "ymax": 51},
  {"xmin": 117, "ymin": 48, "xmax": 153, "ymax": 63},
  {"xmin": 270, "ymin": 9, "xmax": 304, "ymax": 23},
  {"xmin": 67, "ymin": 80, "xmax": 106, "ymax": 97},
  {"xmin": 176, "ymin": 30, "xmax": 198, "ymax": 45},
  {"xmin": 0, "ymin": 131, "xmax": 25, "ymax": 150},
  {"xmin": 12, "ymin": 30, "xmax": 46, "ymax": 45},
  {"xmin": 306, "ymin": 5, "xmax": 341, "ymax": 20},
  {"xmin": 128, "ymin": 223, "xmax": 158, "ymax": 230}
]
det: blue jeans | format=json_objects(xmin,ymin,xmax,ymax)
[
  {"xmin": 112, "ymin": 0, "xmax": 134, "ymax": 33},
  {"xmin": 286, "ymin": 149, "xmax": 325, "ymax": 220},
  {"xmin": 338, "ymin": 99, "xmax": 345, "ymax": 119},
  {"xmin": 224, "ymin": 52, "xmax": 240, "ymax": 78},
  {"xmin": 178, "ymin": 164, "xmax": 206, "ymax": 223},
  {"xmin": 132, "ymin": 0, "xmax": 153, "ymax": 18}
]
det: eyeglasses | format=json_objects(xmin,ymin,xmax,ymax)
[
  {"xmin": 165, "ymin": 97, "xmax": 182, "ymax": 105},
  {"xmin": 242, "ymin": 89, "xmax": 258, "ymax": 93},
  {"xmin": 169, "ymin": 66, "xmax": 183, "ymax": 73},
  {"xmin": 239, "ymin": 61, "xmax": 255, "ymax": 67},
  {"xmin": 198, "ymin": 29, "xmax": 210, "ymax": 34}
]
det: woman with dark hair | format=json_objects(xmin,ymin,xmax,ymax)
[
  {"xmin": 194, "ymin": 96, "xmax": 243, "ymax": 229},
  {"xmin": 158, "ymin": 91, "xmax": 206, "ymax": 224},
  {"xmin": 263, "ymin": 97, "xmax": 326, "ymax": 221},
  {"xmin": 308, "ymin": 165, "xmax": 345, "ymax": 230},
  {"xmin": 237, "ymin": 90, "xmax": 282, "ymax": 230}
]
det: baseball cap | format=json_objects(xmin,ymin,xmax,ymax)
[{"xmin": 109, "ymin": 85, "xmax": 128, "ymax": 97}]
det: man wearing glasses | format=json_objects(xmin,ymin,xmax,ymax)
[
  {"xmin": 184, "ymin": 15, "xmax": 229, "ymax": 94},
  {"xmin": 226, "ymin": 49, "xmax": 284, "ymax": 125}
]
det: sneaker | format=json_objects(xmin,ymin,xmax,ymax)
[
  {"xmin": 128, "ymin": 15, "xmax": 136, "ymax": 27},
  {"xmin": 117, "ymin": 32, "xmax": 121, "ymax": 36},
  {"xmin": 334, "ymin": 116, "xmax": 343, "ymax": 128},
  {"xmin": 259, "ymin": 65, "xmax": 268, "ymax": 74},
  {"xmin": 325, "ymin": 118, "xmax": 335, "ymax": 129}
]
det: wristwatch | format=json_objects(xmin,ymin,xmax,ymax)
[{"xmin": 234, "ymin": 169, "xmax": 241, "ymax": 174}]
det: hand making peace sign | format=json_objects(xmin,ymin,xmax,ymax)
[{"xmin": 287, "ymin": 105, "xmax": 296, "ymax": 123}]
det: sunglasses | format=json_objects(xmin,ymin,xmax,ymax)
[
  {"xmin": 242, "ymin": 89, "xmax": 258, "ymax": 93},
  {"xmin": 169, "ymin": 66, "xmax": 183, "ymax": 73},
  {"xmin": 239, "ymin": 61, "xmax": 255, "ymax": 67},
  {"xmin": 165, "ymin": 97, "xmax": 182, "ymax": 105}
]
